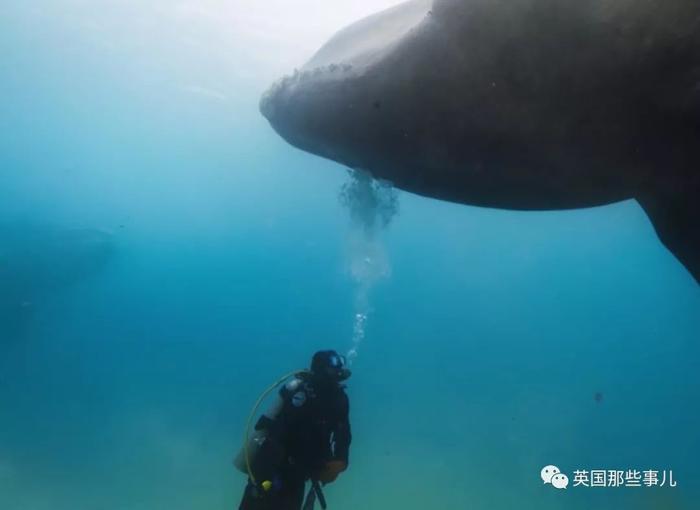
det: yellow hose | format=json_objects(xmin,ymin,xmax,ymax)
[{"xmin": 244, "ymin": 369, "xmax": 309, "ymax": 486}]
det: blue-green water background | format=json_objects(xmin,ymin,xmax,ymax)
[{"xmin": 1, "ymin": 2, "xmax": 699, "ymax": 509}]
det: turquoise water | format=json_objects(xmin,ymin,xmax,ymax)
[{"xmin": 1, "ymin": 2, "xmax": 699, "ymax": 509}]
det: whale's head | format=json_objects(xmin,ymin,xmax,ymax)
[{"xmin": 260, "ymin": 0, "xmax": 434, "ymax": 184}]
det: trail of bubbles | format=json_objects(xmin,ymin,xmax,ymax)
[
  {"xmin": 346, "ymin": 233, "xmax": 390, "ymax": 364},
  {"xmin": 347, "ymin": 312, "xmax": 367, "ymax": 365},
  {"xmin": 339, "ymin": 170, "xmax": 398, "ymax": 366}
]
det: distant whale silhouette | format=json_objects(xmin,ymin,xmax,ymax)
[
  {"xmin": 260, "ymin": 0, "xmax": 700, "ymax": 283},
  {"xmin": 0, "ymin": 223, "xmax": 114, "ymax": 338}
]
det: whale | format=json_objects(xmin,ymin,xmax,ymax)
[
  {"xmin": 0, "ymin": 223, "xmax": 114, "ymax": 338},
  {"xmin": 260, "ymin": 0, "xmax": 700, "ymax": 283}
]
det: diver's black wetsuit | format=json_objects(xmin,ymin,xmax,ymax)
[{"xmin": 239, "ymin": 373, "xmax": 351, "ymax": 510}]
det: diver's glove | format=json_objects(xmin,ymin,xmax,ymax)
[{"xmin": 316, "ymin": 460, "xmax": 347, "ymax": 484}]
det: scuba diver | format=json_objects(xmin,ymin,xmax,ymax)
[{"xmin": 235, "ymin": 350, "xmax": 352, "ymax": 510}]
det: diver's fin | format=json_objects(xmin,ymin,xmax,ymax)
[
  {"xmin": 302, "ymin": 481, "xmax": 327, "ymax": 510},
  {"xmin": 302, "ymin": 484, "xmax": 317, "ymax": 510},
  {"xmin": 637, "ymin": 181, "xmax": 700, "ymax": 284},
  {"xmin": 313, "ymin": 481, "xmax": 327, "ymax": 510}
]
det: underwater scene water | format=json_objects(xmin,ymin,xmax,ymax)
[{"xmin": 1, "ymin": 1, "xmax": 699, "ymax": 509}]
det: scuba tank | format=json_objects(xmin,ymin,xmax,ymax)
[
  {"xmin": 234, "ymin": 370, "xmax": 309, "ymax": 482},
  {"xmin": 233, "ymin": 393, "xmax": 284, "ymax": 474}
]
